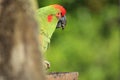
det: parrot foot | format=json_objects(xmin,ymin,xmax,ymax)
[{"xmin": 44, "ymin": 60, "xmax": 50, "ymax": 69}]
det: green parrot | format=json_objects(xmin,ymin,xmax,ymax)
[
  {"xmin": 36, "ymin": 4, "xmax": 67, "ymax": 68},
  {"xmin": 37, "ymin": 4, "xmax": 66, "ymax": 53}
]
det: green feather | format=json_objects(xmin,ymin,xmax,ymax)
[{"xmin": 36, "ymin": 5, "xmax": 60, "ymax": 53}]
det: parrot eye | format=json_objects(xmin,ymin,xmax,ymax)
[
  {"xmin": 56, "ymin": 12, "xmax": 62, "ymax": 18},
  {"xmin": 57, "ymin": 13, "xmax": 60, "ymax": 15}
]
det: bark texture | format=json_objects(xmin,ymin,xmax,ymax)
[
  {"xmin": 47, "ymin": 72, "xmax": 79, "ymax": 80},
  {"xmin": 0, "ymin": 0, "xmax": 45, "ymax": 80}
]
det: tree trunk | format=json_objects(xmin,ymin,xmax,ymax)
[{"xmin": 0, "ymin": 0, "xmax": 45, "ymax": 80}]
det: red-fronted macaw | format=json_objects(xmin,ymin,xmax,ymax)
[{"xmin": 37, "ymin": 4, "xmax": 67, "ymax": 69}]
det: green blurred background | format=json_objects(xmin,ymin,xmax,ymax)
[{"xmin": 38, "ymin": 0, "xmax": 119, "ymax": 80}]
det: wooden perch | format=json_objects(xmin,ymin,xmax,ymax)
[{"xmin": 47, "ymin": 72, "xmax": 79, "ymax": 80}]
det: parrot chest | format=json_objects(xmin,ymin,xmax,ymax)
[{"xmin": 39, "ymin": 32, "xmax": 50, "ymax": 53}]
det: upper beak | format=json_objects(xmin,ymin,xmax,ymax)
[{"xmin": 56, "ymin": 15, "xmax": 67, "ymax": 30}]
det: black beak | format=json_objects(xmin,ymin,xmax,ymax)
[{"xmin": 56, "ymin": 15, "xmax": 67, "ymax": 30}]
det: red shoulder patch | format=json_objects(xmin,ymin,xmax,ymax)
[{"xmin": 47, "ymin": 15, "xmax": 53, "ymax": 22}]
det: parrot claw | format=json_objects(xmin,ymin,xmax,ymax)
[{"xmin": 44, "ymin": 60, "xmax": 50, "ymax": 69}]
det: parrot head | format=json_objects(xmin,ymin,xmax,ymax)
[
  {"xmin": 48, "ymin": 4, "xmax": 67, "ymax": 30},
  {"xmin": 37, "ymin": 4, "xmax": 67, "ymax": 37}
]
